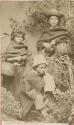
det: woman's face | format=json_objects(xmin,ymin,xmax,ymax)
[{"xmin": 49, "ymin": 16, "xmax": 59, "ymax": 27}]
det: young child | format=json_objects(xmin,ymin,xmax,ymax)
[
  {"xmin": 2, "ymin": 28, "xmax": 28, "ymax": 65},
  {"xmin": 20, "ymin": 54, "xmax": 55, "ymax": 121},
  {"xmin": 2, "ymin": 27, "xmax": 29, "ymax": 95}
]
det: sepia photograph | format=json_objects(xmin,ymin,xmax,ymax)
[{"xmin": 1, "ymin": 0, "xmax": 74, "ymax": 125}]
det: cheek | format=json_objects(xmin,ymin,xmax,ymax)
[
  {"xmin": 39, "ymin": 69, "xmax": 43, "ymax": 72},
  {"xmin": 49, "ymin": 19, "xmax": 59, "ymax": 25},
  {"xmin": 42, "ymin": 68, "xmax": 46, "ymax": 73},
  {"xmin": 15, "ymin": 37, "xmax": 19, "ymax": 41},
  {"xmin": 39, "ymin": 69, "xmax": 44, "ymax": 74},
  {"xmin": 55, "ymin": 20, "xmax": 59, "ymax": 24},
  {"xmin": 15, "ymin": 37, "xmax": 23, "ymax": 41},
  {"xmin": 49, "ymin": 20, "xmax": 53, "ymax": 24},
  {"xmin": 45, "ymin": 68, "xmax": 47, "ymax": 71}
]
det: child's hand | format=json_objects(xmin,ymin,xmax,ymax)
[
  {"xmin": 22, "ymin": 55, "xmax": 27, "ymax": 61},
  {"xmin": 35, "ymin": 94, "xmax": 44, "ymax": 110},
  {"xmin": 15, "ymin": 56, "xmax": 22, "ymax": 62},
  {"xmin": 41, "ymin": 108, "xmax": 49, "ymax": 121},
  {"xmin": 7, "ymin": 57, "xmax": 22, "ymax": 62},
  {"xmin": 13, "ymin": 62, "xmax": 20, "ymax": 66}
]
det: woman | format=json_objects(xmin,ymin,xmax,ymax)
[{"xmin": 36, "ymin": 9, "xmax": 73, "ymax": 92}]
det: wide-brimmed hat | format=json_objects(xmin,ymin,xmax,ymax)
[
  {"xmin": 45, "ymin": 9, "xmax": 64, "ymax": 18},
  {"xmin": 32, "ymin": 55, "xmax": 48, "ymax": 67}
]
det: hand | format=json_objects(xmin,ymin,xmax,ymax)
[
  {"xmin": 41, "ymin": 108, "xmax": 49, "ymax": 121},
  {"xmin": 22, "ymin": 55, "xmax": 27, "ymax": 61},
  {"xmin": 51, "ymin": 39, "xmax": 56, "ymax": 45},
  {"xmin": 43, "ymin": 43, "xmax": 51, "ymax": 49},
  {"xmin": 35, "ymin": 94, "xmax": 44, "ymax": 110},
  {"xmin": 13, "ymin": 62, "xmax": 20, "ymax": 66},
  {"xmin": 15, "ymin": 56, "xmax": 22, "ymax": 62},
  {"xmin": 56, "ymin": 89, "xmax": 61, "ymax": 94},
  {"xmin": 44, "ymin": 98, "xmax": 49, "ymax": 105}
]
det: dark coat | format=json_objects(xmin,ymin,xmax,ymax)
[{"xmin": 20, "ymin": 70, "xmax": 45, "ymax": 118}]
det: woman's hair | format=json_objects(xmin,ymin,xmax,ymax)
[{"xmin": 47, "ymin": 15, "xmax": 66, "ymax": 27}]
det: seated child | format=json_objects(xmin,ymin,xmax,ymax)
[{"xmin": 20, "ymin": 54, "xmax": 55, "ymax": 121}]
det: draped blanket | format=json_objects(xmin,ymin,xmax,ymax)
[
  {"xmin": 2, "ymin": 40, "xmax": 28, "ymax": 61},
  {"xmin": 38, "ymin": 27, "xmax": 70, "ymax": 42},
  {"xmin": 37, "ymin": 27, "xmax": 73, "ymax": 92}
]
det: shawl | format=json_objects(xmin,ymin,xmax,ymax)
[
  {"xmin": 37, "ymin": 27, "xmax": 71, "ymax": 44},
  {"xmin": 2, "ymin": 40, "xmax": 28, "ymax": 61}
]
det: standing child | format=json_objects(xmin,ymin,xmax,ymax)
[{"xmin": 2, "ymin": 26, "xmax": 30, "ymax": 97}]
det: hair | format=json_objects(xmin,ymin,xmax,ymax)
[
  {"xmin": 47, "ymin": 15, "xmax": 66, "ymax": 27},
  {"xmin": 11, "ymin": 31, "xmax": 25, "ymax": 41}
]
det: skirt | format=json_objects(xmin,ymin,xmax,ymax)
[{"xmin": 47, "ymin": 55, "xmax": 73, "ymax": 92}]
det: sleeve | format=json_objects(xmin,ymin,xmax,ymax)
[
  {"xmin": 22, "ymin": 75, "xmax": 45, "ymax": 110},
  {"xmin": 22, "ymin": 76, "xmax": 40, "ymax": 100}
]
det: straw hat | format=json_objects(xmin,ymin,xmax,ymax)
[
  {"xmin": 45, "ymin": 9, "xmax": 64, "ymax": 18},
  {"xmin": 32, "ymin": 55, "xmax": 48, "ymax": 67}
]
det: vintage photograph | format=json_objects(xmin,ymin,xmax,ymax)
[{"xmin": 1, "ymin": 0, "xmax": 74, "ymax": 124}]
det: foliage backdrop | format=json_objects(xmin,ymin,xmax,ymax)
[{"xmin": 1, "ymin": 0, "xmax": 74, "ymax": 58}]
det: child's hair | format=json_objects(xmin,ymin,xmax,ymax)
[{"xmin": 11, "ymin": 30, "xmax": 25, "ymax": 41}]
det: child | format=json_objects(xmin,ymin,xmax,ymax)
[
  {"xmin": 2, "ymin": 27, "xmax": 29, "ymax": 96},
  {"xmin": 20, "ymin": 54, "xmax": 55, "ymax": 121},
  {"xmin": 2, "ymin": 28, "xmax": 28, "ymax": 64}
]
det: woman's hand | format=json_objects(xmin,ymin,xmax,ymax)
[
  {"xmin": 43, "ymin": 43, "xmax": 51, "ymax": 49},
  {"xmin": 51, "ymin": 39, "xmax": 56, "ymax": 45}
]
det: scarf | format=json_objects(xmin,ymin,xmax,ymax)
[
  {"xmin": 2, "ymin": 40, "xmax": 28, "ymax": 61},
  {"xmin": 38, "ymin": 27, "xmax": 70, "ymax": 43}
]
